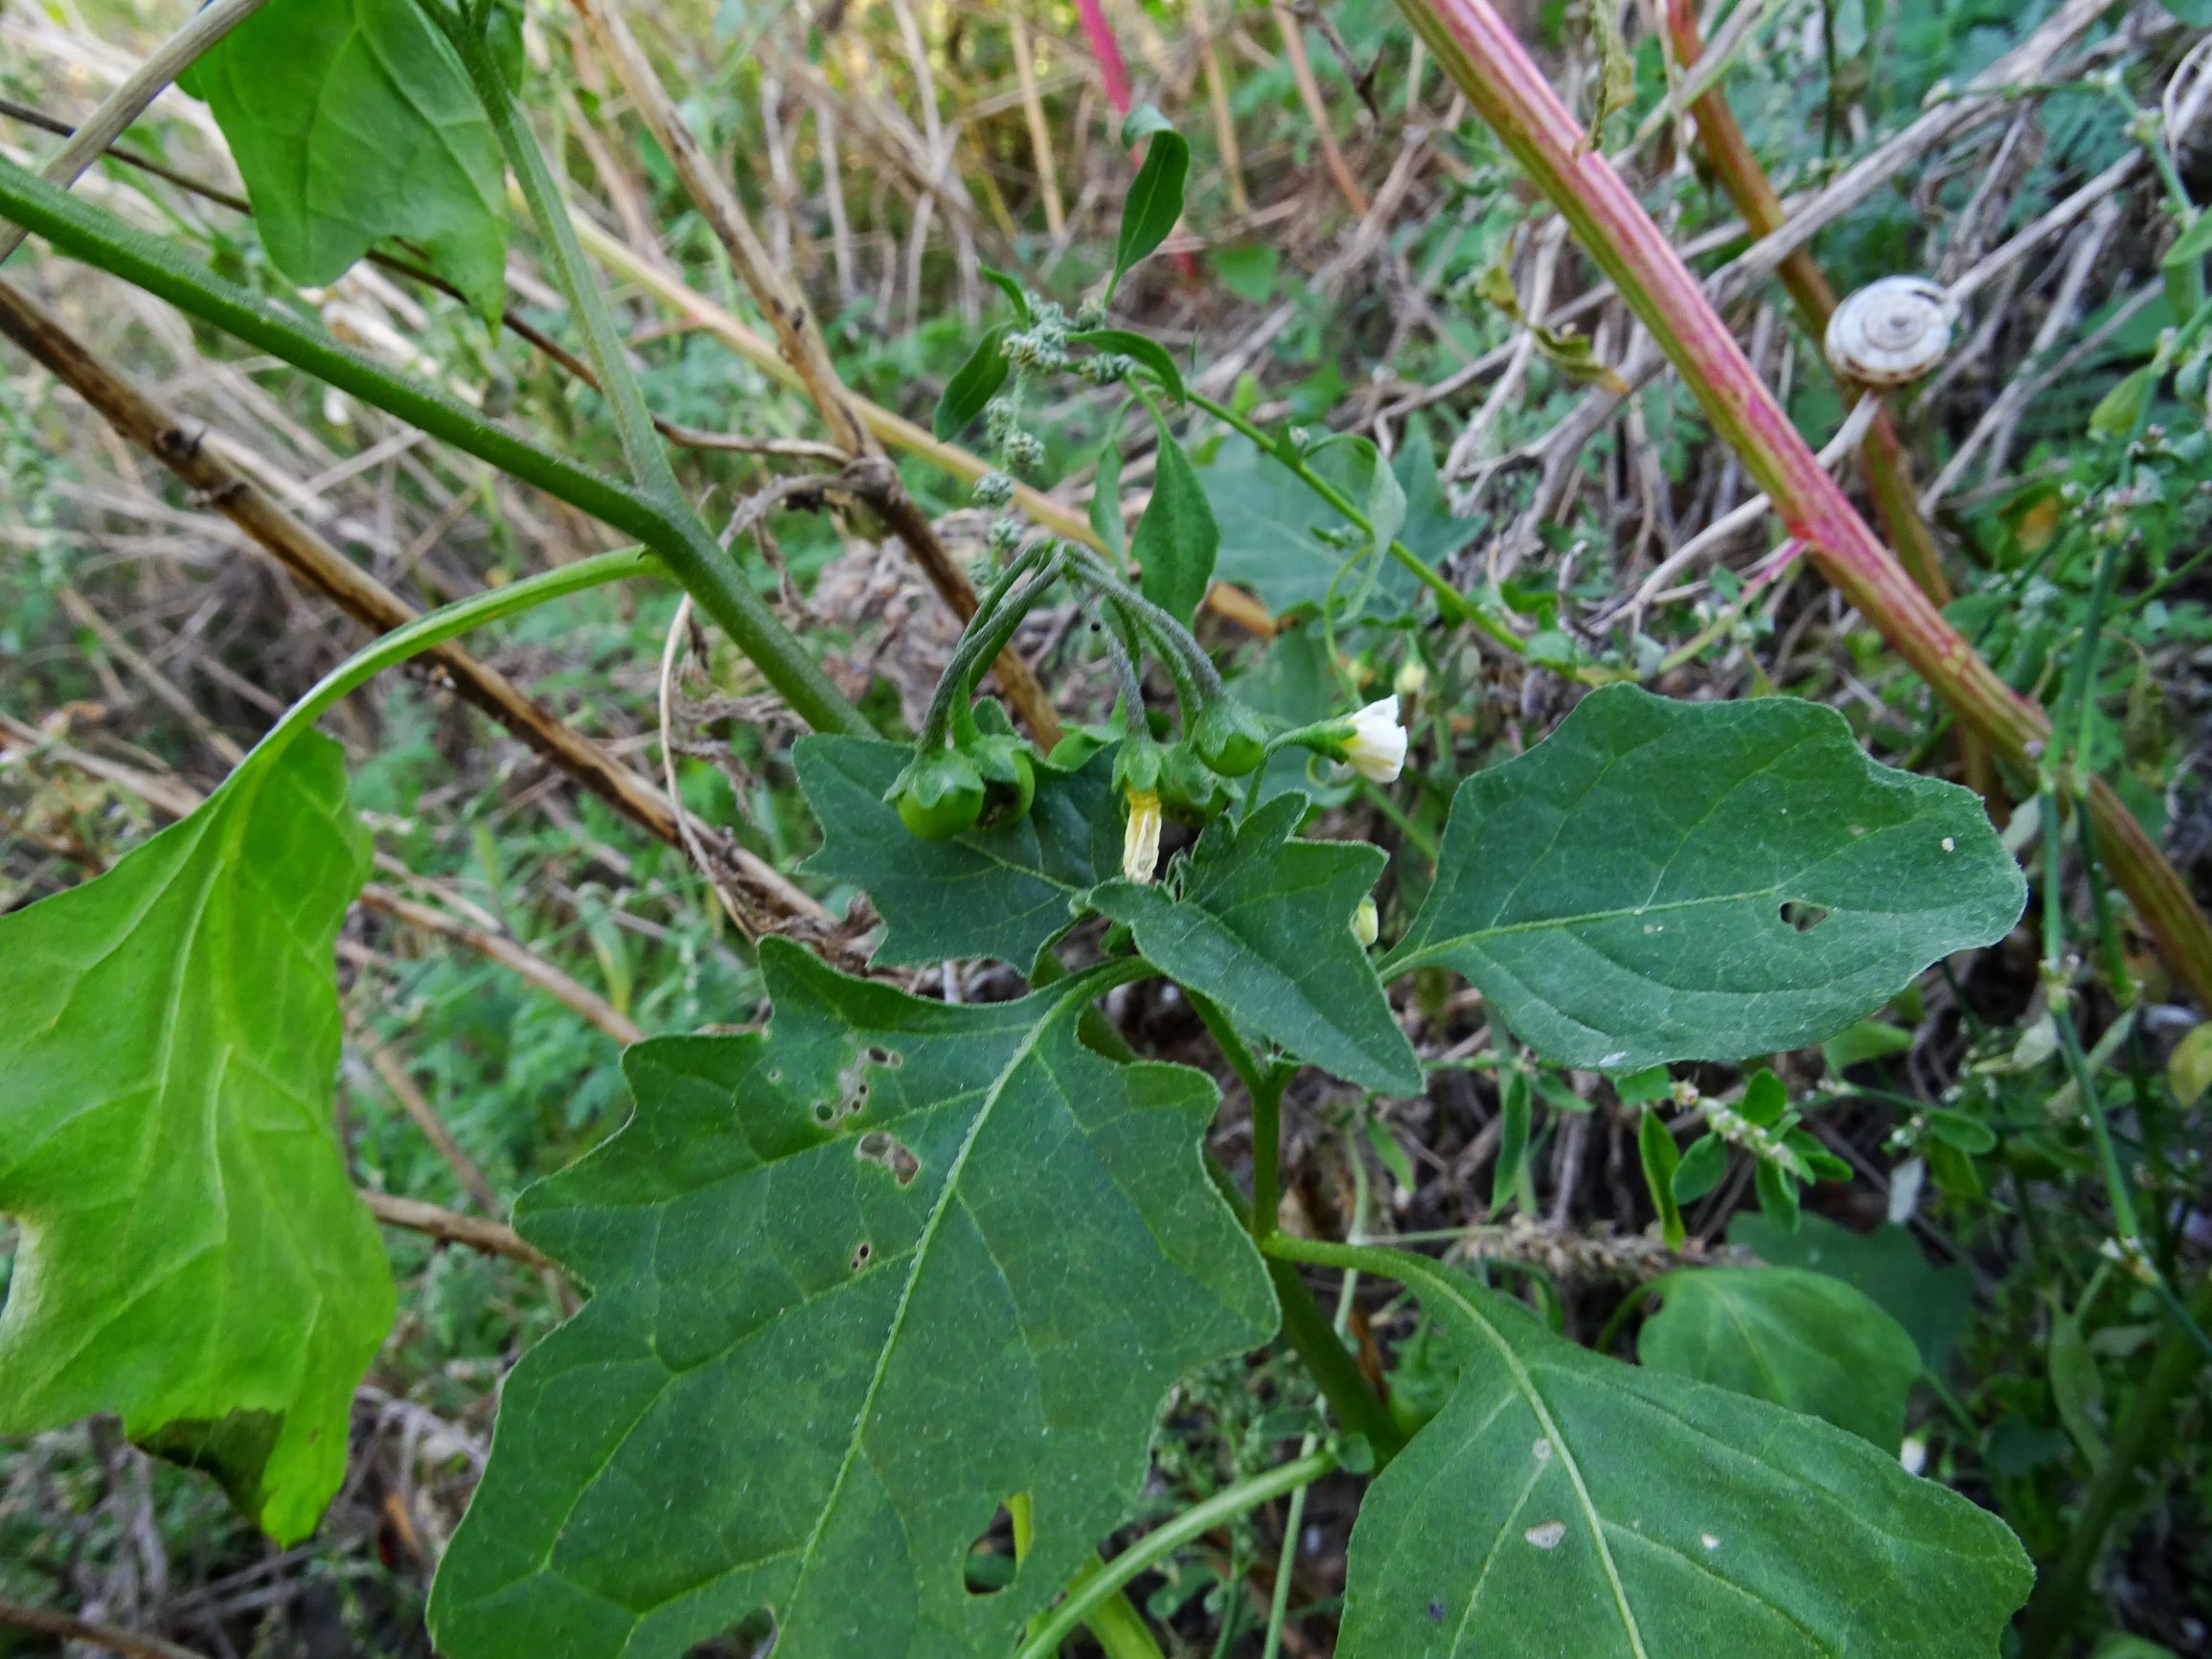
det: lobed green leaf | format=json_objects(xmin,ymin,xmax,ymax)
[
  {"xmin": 428, "ymin": 941, "xmax": 1274, "ymax": 1659},
  {"xmin": 1386, "ymin": 686, "xmax": 2026, "ymax": 1070}
]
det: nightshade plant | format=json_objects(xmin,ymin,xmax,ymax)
[{"xmin": 9, "ymin": 0, "xmax": 2160, "ymax": 1655}]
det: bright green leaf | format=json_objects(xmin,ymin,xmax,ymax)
[
  {"xmin": 427, "ymin": 942, "xmax": 1275, "ymax": 1659},
  {"xmin": 1823, "ymin": 1017, "xmax": 1914, "ymax": 1074},
  {"xmin": 186, "ymin": 0, "xmax": 510, "ymax": 317},
  {"xmin": 1731, "ymin": 1213, "xmax": 1973, "ymax": 1374},
  {"xmin": 1638, "ymin": 1109, "xmax": 1684, "ymax": 1248},
  {"xmin": 1492, "ymin": 1068, "xmax": 1531, "ymax": 1211},
  {"xmin": 1132, "ymin": 418, "xmax": 1220, "ymax": 627},
  {"xmin": 1386, "ymin": 686, "xmax": 2025, "ymax": 1070},
  {"xmin": 1111, "ymin": 121, "xmax": 1188, "ymax": 290},
  {"xmin": 1639, "ymin": 1266, "xmax": 1922, "ymax": 1447},
  {"xmin": 1197, "ymin": 434, "xmax": 1421, "ymax": 616},
  {"xmin": 1741, "ymin": 1067, "xmax": 1788, "ymax": 1125},
  {"xmin": 0, "ymin": 735, "xmax": 392, "ymax": 1542},
  {"xmin": 1754, "ymin": 1159, "xmax": 1803, "ymax": 1232},
  {"xmin": 2167, "ymin": 1019, "xmax": 2212, "ymax": 1107},
  {"xmin": 979, "ymin": 263, "xmax": 1033, "ymax": 324},
  {"xmin": 1070, "ymin": 327, "xmax": 1187, "ymax": 401},
  {"xmin": 933, "ymin": 323, "xmax": 1011, "ymax": 440},
  {"xmin": 2090, "ymin": 364, "xmax": 2157, "ymax": 437},
  {"xmin": 1087, "ymin": 794, "xmax": 1422, "ymax": 1094},
  {"xmin": 1090, "ymin": 440, "xmax": 1129, "ymax": 563},
  {"xmin": 1332, "ymin": 1252, "xmax": 2031, "ymax": 1659},
  {"xmin": 794, "ymin": 736, "xmax": 1116, "ymax": 970},
  {"xmin": 1671, "ymin": 1132, "xmax": 1728, "ymax": 1202}
]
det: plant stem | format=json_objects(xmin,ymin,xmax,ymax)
[
  {"xmin": 0, "ymin": 159, "xmax": 866, "ymax": 739},
  {"xmin": 1006, "ymin": 1450, "xmax": 1338, "ymax": 1659},
  {"xmin": 1204, "ymin": 1156, "xmax": 1406, "ymax": 1465},
  {"xmin": 262, "ymin": 552, "xmax": 664, "ymax": 764},
  {"xmin": 0, "ymin": 0, "xmax": 273, "ymax": 264},
  {"xmin": 1392, "ymin": 0, "xmax": 2212, "ymax": 1010},
  {"xmin": 2016, "ymin": 1273, "xmax": 2212, "ymax": 1659},
  {"xmin": 1184, "ymin": 390, "xmax": 1528, "ymax": 653}
]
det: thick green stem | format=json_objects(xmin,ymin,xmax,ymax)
[
  {"xmin": 2017, "ymin": 1274, "xmax": 2212, "ymax": 1659},
  {"xmin": 1392, "ymin": 0, "xmax": 2212, "ymax": 1011},
  {"xmin": 1007, "ymin": 1449, "xmax": 1338, "ymax": 1659},
  {"xmin": 0, "ymin": 158, "xmax": 865, "ymax": 738}
]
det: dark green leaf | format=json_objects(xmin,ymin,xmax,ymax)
[
  {"xmin": 1334, "ymin": 1253, "xmax": 2031, "ymax": 1659},
  {"xmin": 428, "ymin": 942, "xmax": 1275, "ymax": 1659},
  {"xmin": 1132, "ymin": 417, "xmax": 1220, "ymax": 627},
  {"xmin": 2049, "ymin": 1295, "xmax": 2109, "ymax": 1466},
  {"xmin": 1740, "ymin": 1068, "xmax": 1788, "ymax": 1125},
  {"xmin": 795, "ymin": 736, "xmax": 1116, "ymax": 970},
  {"xmin": 185, "ymin": 0, "xmax": 510, "ymax": 317},
  {"xmin": 1386, "ymin": 686, "xmax": 2026, "ymax": 1070},
  {"xmin": 1070, "ymin": 328, "xmax": 1187, "ymax": 401},
  {"xmin": 1671, "ymin": 1132, "xmax": 1729, "ymax": 1202},
  {"xmin": 1731, "ymin": 1213, "xmax": 1973, "ymax": 1374},
  {"xmin": 1111, "ymin": 124, "xmax": 1189, "ymax": 290},
  {"xmin": 1755, "ymin": 1159, "xmax": 1803, "ymax": 1232},
  {"xmin": 1639, "ymin": 1266, "xmax": 1922, "ymax": 1447},
  {"xmin": 933, "ymin": 323, "xmax": 1011, "ymax": 441},
  {"xmin": 0, "ymin": 736, "xmax": 392, "ymax": 1542},
  {"xmin": 1927, "ymin": 1107, "xmax": 1998, "ymax": 1153},
  {"xmin": 1823, "ymin": 1018, "xmax": 1914, "ymax": 1074},
  {"xmin": 1088, "ymin": 795, "xmax": 1422, "ymax": 1093}
]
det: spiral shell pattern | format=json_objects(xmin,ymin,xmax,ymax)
[{"xmin": 1824, "ymin": 277, "xmax": 1955, "ymax": 387}]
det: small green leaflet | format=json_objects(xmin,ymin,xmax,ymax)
[
  {"xmin": 1639, "ymin": 1266, "xmax": 1923, "ymax": 1448},
  {"xmin": 1198, "ymin": 433, "xmax": 1422, "ymax": 616},
  {"xmin": 185, "ymin": 0, "xmax": 510, "ymax": 318},
  {"xmin": 1637, "ymin": 1109, "xmax": 1685, "ymax": 1248},
  {"xmin": 1491, "ymin": 1068, "xmax": 1531, "ymax": 1210},
  {"xmin": 1328, "ymin": 1249, "xmax": 2031, "ymax": 1658},
  {"xmin": 1384, "ymin": 686, "xmax": 2026, "ymax": 1070},
  {"xmin": 1088, "ymin": 795, "xmax": 1421, "ymax": 1094},
  {"xmin": 795, "ymin": 736, "xmax": 1117, "ymax": 969},
  {"xmin": 1111, "ymin": 106, "xmax": 1188, "ymax": 291},
  {"xmin": 933, "ymin": 323, "xmax": 1011, "ymax": 440},
  {"xmin": 1133, "ymin": 413, "xmax": 1220, "ymax": 627},
  {"xmin": 1732, "ymin": 1213, "xmax": 1974, "ymax": 1374},
  {"xmin": 427, "ymin": 941, "xmax": 1274, "ymax": 1659},
  {"xmin": 0, "ymin": 735, "xmax": 392, "ymax": 1543}
]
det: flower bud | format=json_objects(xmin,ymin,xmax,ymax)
[
  {"xmin": 1341, "ymin": 695, "xmax": 1408, "ymax": 784},
  {"xmin": 1122, "ymin": 788, "xmax": 1163, "ymax": 883},
  {"xmin": 1352, "ymin": 897, "xmax": 1380, "ymax": 948}
]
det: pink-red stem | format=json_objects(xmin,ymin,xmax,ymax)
[{"xmin": 1396, "ymin": 0, "xmax": 2212, "ymax": 1010}]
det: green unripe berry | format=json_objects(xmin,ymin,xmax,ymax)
[
  {"xmin": 1190, "ymin": 699, "xmax": 1270, "ymax": 777},
  {"xmin": 889, "ymin": 749, "xmax": 987, "ymax": 840}
]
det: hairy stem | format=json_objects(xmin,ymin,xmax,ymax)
[{"xmin": 1393, "ymin": 0, "xmax": 2212, "ymax": 1010}]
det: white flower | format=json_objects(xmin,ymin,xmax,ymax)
[
  {"xmin": 1122, "ymin": 788, "xmax": 1162, "ymax": 884},
  {"xmin": 1342, "ymin": 696, "xmax": 1407, "ymax": 784}
]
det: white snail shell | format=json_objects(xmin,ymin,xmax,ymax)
[{"xmin": 1824, "ymin": 277, "xmax": 1956, "ymax": 387}]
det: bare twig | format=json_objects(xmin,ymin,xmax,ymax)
[
  {"xmin": 359, "ymin": 1191, "xmax": 554, "ymax": 1271},
  {"xmin": 0, "ymin": 1598, "xmax": 208, "ymax": 1659}
]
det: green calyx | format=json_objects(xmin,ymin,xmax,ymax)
[
  {"xmin": 1189, "ymin": 697, "xmax": 1270, "ymax": 777},
  {"xmin": 1159, "ymin": 743, "xmax": 1230, "ymax": 822},
  {"xmin": 888, "ymin": 747, "xmax": 987, "ymax": 840},
  {"xmin": 1113, "ymin": 731, "xmax": 1165, "ymax": 796}
]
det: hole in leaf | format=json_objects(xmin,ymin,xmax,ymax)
[
  {"xmin": 855, "ymin": 1131, "xmax": 921, "ymax": 1187},
  {"xmin": 682, "ymin": 1609, "xmax": 776, "ymax": 1658},
  {"xmin": 964, "ymin": 1500, "xmax": 1020, "ymax": 1596},
  {"xmin": 866, "ymin": 1045, "xmax": 901, "ymax": 1068},
  {"xmin": 850, "ymin": 1240, "xmax": 873, "ymax": 1272},
  {"xmin": 1780, "ymin": 901, "xmax": 1830, "ymax": 933},
  {"xmin": 765, "ymin": 1067, "xmax": 784, "ymax": 1085},
  {"xmin": 811, "ymin": 1101, "xmax": 835, "ymax": 1125}
]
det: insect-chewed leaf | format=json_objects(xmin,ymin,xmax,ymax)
[
  {"xmin": 1336, "ymin": 1252, "xmax": 2031, "ymax": 1658},
  {"xmin": 1386, "ymin": 685, "xmax": 2025, "ymax": 1069},
  {"xmin": 427, "ymin": 940, "xmax": 1274, "ymax": 1659},
  {"xmin": 183, "ymin": 0, "xmax": 510, "ymax": 317},
  {"xmin": 0, "ymin": 735, "xmax": 392, "ymax": 1543},
  {"xmin": 795, "ymin": 735, "xmax": 1117, "ymax": 968},
  {"xmin": 1638, "ymin": 1266, "xmax": 1922, "ymax": 1448},
  {"xmin": 1088, "ymin": 794, "xmax": 1421, "ymax": 1093}
]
